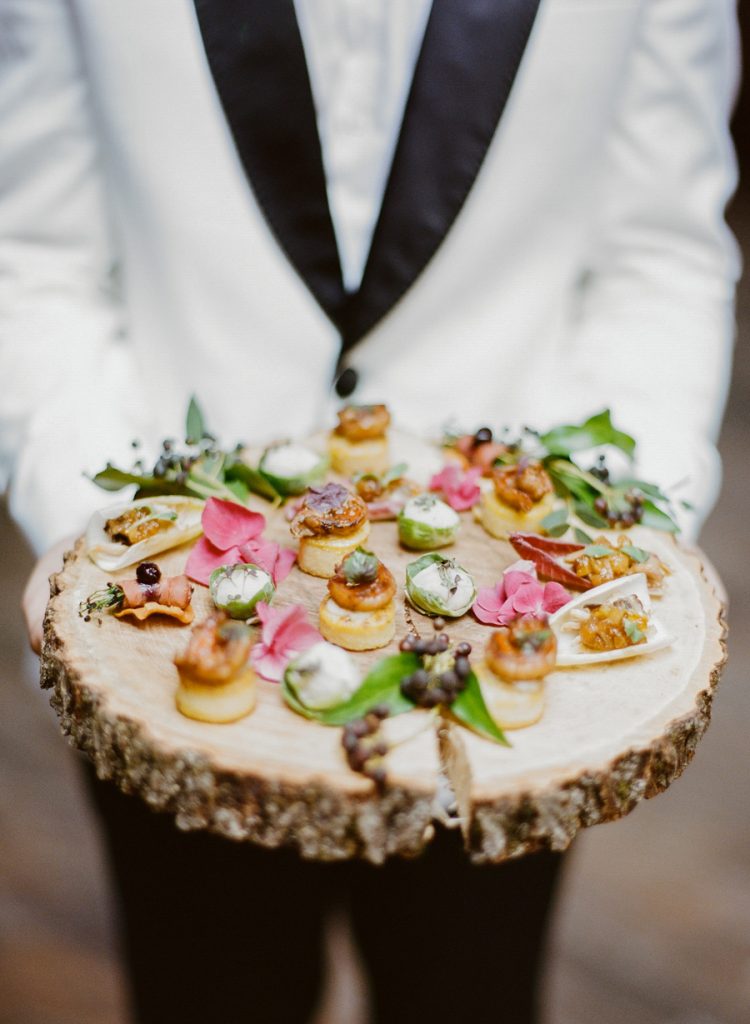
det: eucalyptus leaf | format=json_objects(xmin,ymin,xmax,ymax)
[
  {"xmin": 450, "ymin": 672, "xmax": 510, "ymax": 746},
  {"xmin": 185, "ymin": 395, "xmax": 206, "ymax": 445},
  {"xmin": 382, "ymin": 462, "xmax": 409, "ymax": 486},
  {"xmin": 540, "ymin": 507, "xmax": 568, "ymax": 532},
  {"xmin": 639, "ymin": 499, "xmax": 679, "ymax": 533},
  {"xmin": 581, "ymin": 544, "xmax": 615, "ymax": 558},
  {"xmin": 624, "ymin": 618, "xmax": 646, "ymax": 644},
  {"xmin": 282, "ymin": 653, "xmax": 420, "ymax": 725},
  {"xmin": 91, "ymin": 464, "xmax": 185, "ymax": 496},
  {"xmin": 573, "ymin": 502, "xmax": 609, "ymax": 528},
  {"xmin": 621, "ymin": 543, "xmax": 649, "ymax": 564},
  {"xmin": 540, "ymin": 410, "xmax": 636, "ymax": 459},
  {"xmin": 545, "ymin": 523, "xmax": 570, "ymax": 538},
  {"xmin": 225, "ymin": 459, "xmax": 282, "ymax": 502},
  {"xmin": 225, "ymin": 478, "xmax": 250, "ymax": 503}
]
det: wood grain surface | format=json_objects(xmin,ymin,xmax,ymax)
[{"xmin": 40, "ymin": 434, "xmax": 727, "ymax": 863}]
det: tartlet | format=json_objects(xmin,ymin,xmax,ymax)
[
  {"xmin": 290, "ymin": 482, "xmax": 370, "ymax": 578},
  {"xmin": 319, "ymin": 548, "xmax": 397, "ymax": 651},
  {"xmin": 475, "ymin": 616, "xmax": 556, "ymax": 729},
  {"xmin": 476, "ymin": 460, "xmax": 555, "ymax": 538},
  {"xmin": 174, "ymin": 613, "xmax": 257, "ymax": 723},
  {"xmin": 329, "ymin": 404, "xmax": 390, "ymax": 476}
]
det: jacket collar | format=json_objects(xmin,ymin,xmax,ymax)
[{"xmin": 192, "ymin": 0, "xmax": 542, "ymax": 349}]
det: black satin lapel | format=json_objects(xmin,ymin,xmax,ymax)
[
  {"xmin": 341, "ymin": 0, "xmax": 543, "ymax": 349},
  {"xmin": 192, "ymin": 0, "xmax": 345, "ymax": 318}
]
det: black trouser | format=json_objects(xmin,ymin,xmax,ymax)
[{"xmin": 84, "ymin": 762, "xmax": 565, "ymax": 1024}]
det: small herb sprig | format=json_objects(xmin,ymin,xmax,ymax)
[{"xmin": 91, "ymin": 397, "xmax": 280, "ymax": 506}]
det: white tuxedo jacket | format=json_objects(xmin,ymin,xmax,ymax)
[{"xmin": 0, "ymin": 0, "xmax": 740, "ymax": 552}]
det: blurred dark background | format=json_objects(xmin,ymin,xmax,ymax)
[{"xmin": 2, "ymin": 15, "xmax": 749, "ymax": 1024}]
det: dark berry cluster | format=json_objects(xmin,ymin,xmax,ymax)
[
  {"xmin": 398, "ymin": 634, "xmax": 472, "ymax": 708},
  {"xmin": 593, "ymin": 489, "xmax": 644, "ymax": 528},
  {"xmin": 342, "ymin": 705, "xmax": 390, "ymax": 788}
]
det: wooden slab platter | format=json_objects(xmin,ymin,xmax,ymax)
[{"xmin": 40, "ymin": 433, "xmax": 727, "ymax": 864}]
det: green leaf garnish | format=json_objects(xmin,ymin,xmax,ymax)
[
  {"xmin": 581, "ymin": 544, "xmax": 615, "ymax": 558},
  {"xmin": 540, "ymin": 409, "xmax": 636, "ymax": 459},
  {"xmin": 79, "ymin": 584, "xmax": 124, "ymax": 617},
  {"xmin": 224, "ymin": 459, "xmax": 281, "ymax": 502},
  {"xmin": 381, "ymin": 462, "xmax": 409, "ymax": 486},
  {"xmin": 574, "ymin": 528, "xmax": 594, "ymax": 544},
  {"xmin": 342, "ymin": 547, "xmax": 379, "ymax": 585},
  {"xmin": 624, "ymin": 618, "xmax": 647, "ymax": 644},
  {"xmin": 282, "ymin": 653, "xmax": 420, "ymax": 725},
  {"xmin": 621, "ymin": 544, "xmax": 650, "ymax": 564},
  {"xmin": 450, "ymin": 672, "xmax": 510, "ymax": 746},
  {"xmin": 639, "ymin": 499, "xmax": 679, "ymax": 533},
  {"xmin": 185, "ymin": 395, "xmax": 206, "ymax": 445},
  {"xmin": 573, "ymin": 502, "xmax": 609, "ymax": 528},
  {"xmin": 91, "ymin": 464, "xmax": 184, "ymax": 495},
  {"xmin": 540, "ymin": 507, "xmax": 568, "ymax": 535}
]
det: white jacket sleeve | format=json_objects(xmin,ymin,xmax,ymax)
[
  {"xmin": 549, "ymin": 0, "xmax": 741, "ymax": 540},
  {"xmin": 0, "ymin": 0, "xmax": 149, "ymax": 554}
]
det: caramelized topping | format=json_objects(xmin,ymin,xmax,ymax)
[
  {"xmin": 290, "ymin": 483, "xmax": 368, "ymax": 538},
  {"xmin": 104, "ymin": 506, "xmax": 176, "ymax": 546},
  {"xmin": 335, "ymin": 404, "xmax": 390, "ymax": 442},
  {"xmin": 491, "ymin": 460, "xmax": 553, "ymax": 512},
  {"xmin": 485, "ymin": 615, "xmax": 557, "ymax": 682},
  {"xmin": 578, "ymin": 597, "xmax": 649, "ymax": 651},
  {"xmin": 174, "ymin": 612, "xmax": 253, "ymax": 683},
  {"xmin": 328, "ymin": 559, "xmax": 396, "ymax": 612}
]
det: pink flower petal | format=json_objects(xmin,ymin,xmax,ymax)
[
  {"xmin": 497, "ymin": 595, "xmax": 524, "ymax": 625},
  {"xmin": 240, "ymin": 539, "xmax": 298, "ymax": 585},
  {"xmin": 429, "ymin": 463, "xmax": 481, "ymax": 511},
  {"xmin": 272, "ymin": 546, "xmax": 298, "ymax": 584},
  {"xmin": 502, "ymin": 561, "xmax": 539, "ymax": 597},
  {"xmin": 252, "ymin": 646, "xmax": 294, "ymax": 684},
  {"xmin": 508, "ymin": 580, "xmax": 546, "ymax": 616},
  {"xmin": 185, "ymin": 537, "xmax": 244, "ymax": 586},
  {"xmin": 251, "ymin": 602, "xmax": 320, "ymax": 681},
  {"xmin": 202, "ymin": 497, "xmax": 266, "ymax": 549},
  {"xmin": 542, "ymin": 582, "xmax": 571, "ymax": 614},
  {"xmin": 472, "ymin": 584, "xmax": 506, "ymax": 624}
]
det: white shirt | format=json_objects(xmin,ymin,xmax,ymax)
[{"xmin": 293, "ymin": 0, "xmax": 433, "ymax": 292}]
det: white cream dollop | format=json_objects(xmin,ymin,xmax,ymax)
[
  {"xmin": 412, "ymin": 562, "xmax": 475, "ymax": 615},
  {"xmin": 402, "ymin": 495, "xmax": 459, "ymax": 530},
  {"xmin": 212, "ymin": 565, "xmax": 271, "ymax": 607},
  {"xmin": 262, "ymin": 443, "xmax": 322, "ymax": 478},
  {"xmin": 286, "ymin": 640, "xmax": 360, "ymax": 710}
]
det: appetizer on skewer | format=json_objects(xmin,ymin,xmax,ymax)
[
  {"xmin": 209, "ymin": 563, "xmax": 275, "ymax": 620},
  {"xmin": 174, "ymin": 612, "xmax": 257, "ymax": 723},
  {"xmin": 475, "ymin": 616, "xmax": 556, "ymax": 729},
  {"xmin": 398, "ymin": 493, "xmax": 460, "ymax": 550},
  {"xmin": 79, "ymin": 562, "xmax": 194, "ymax": 624},
  {"xmin": 86, "ymin": 496, "xmax": 204, "ymax": 571},
  {"xmin": 258, "ymin": 441, "xmax": 328, "ymax": 496},
  {"xmin": 476, "ymin": 459, "xmax": 555, "ymax": 539},
  {"xmin": 290, "ymin": 482, "xmax": 370, "ymax": 578},
  {"xmin": 319, "ymin": 548, "xmax": 397, "ymax": 651},
  {"xmin": 329, "ymin": 404, "xmax": 391, "ymax": 476},
  {"xmin": 405, "ymin": 553, "xmax": 476, "ymax": 618}
]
